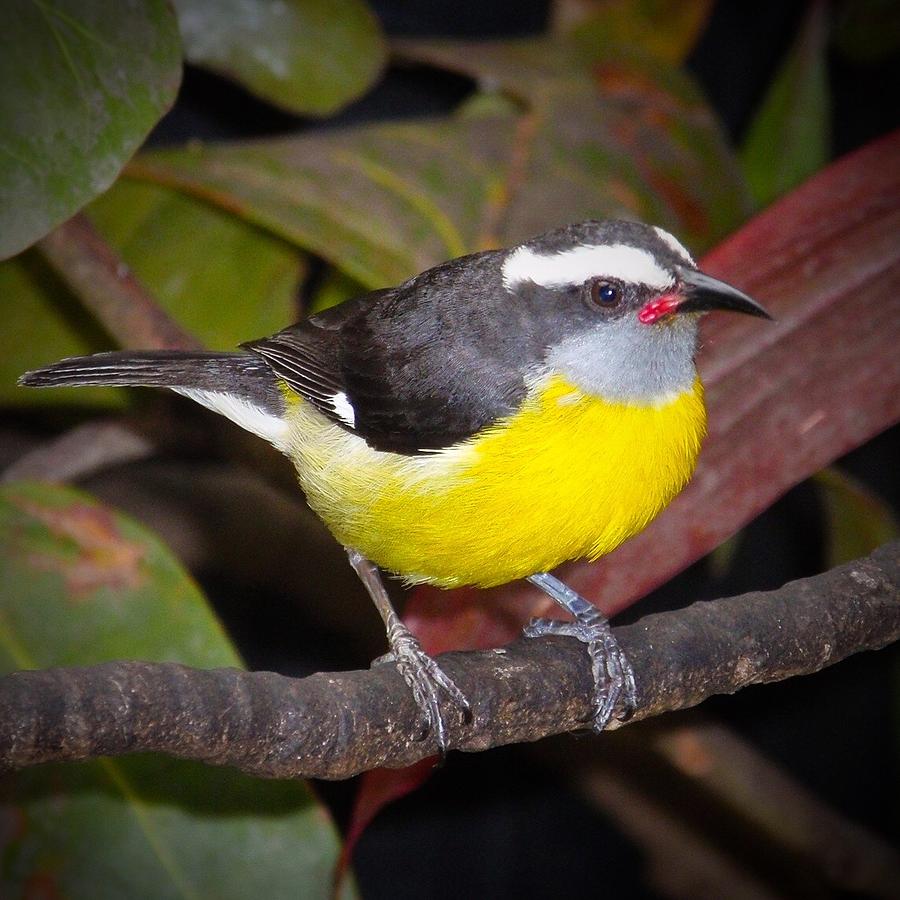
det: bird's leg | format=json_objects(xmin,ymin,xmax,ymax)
[
  {"xmin": 525, "ymin": 572, "xmax": 637, "ymax": 731},
  {"xmin": 346, "ymin": 549, "xmax": 471, "ymax": 752}
]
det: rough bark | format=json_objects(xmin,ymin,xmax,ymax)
[{"xmin": 1, "ymin": 542, "xmax": 897, "ymax": 780}]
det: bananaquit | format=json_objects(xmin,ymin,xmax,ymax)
[{"xmin": 20, "ymin": 219, "xmax": 771, "ymax": 750}]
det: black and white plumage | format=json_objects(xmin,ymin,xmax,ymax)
[
  {"xmin": 245, "ymin": 254, "xmax": 541, "ymax": 453},
  {"xmin": 20, "ymin": 220, "xmax": 764, "ymax": 456},
  {"xmin": 19, "ymin": 218, "xmax": 771, "ymax": 751}
]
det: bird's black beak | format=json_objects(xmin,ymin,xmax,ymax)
[{"xmin": 675, "ymin": 266, "xmax": 772, "ymax": 320}]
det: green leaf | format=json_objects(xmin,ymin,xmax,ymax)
[
  {"xmin": 0, "ymin": 482, "xmax": 350, "ymax": 900},
  {"xmin": 173, "ymin": 0, "xmax": 386, "ymax": 116},
  {"xmin": 307, "ymin": 267, "xmax": 366, "ymax": 317},
  {"xmin": 87, "ymin": 180, "xmax": 304, "ymax": 348},
  {"xmin": 740, "ymin": 2, "xmax": 830, "ymax": 208},
  {"xmin": 455, "ymin": 90, "xmax": 522, "ymax": 120},
  {"xmin": 0, "ymin": 482, "xmax": 239, "ymax": 669},
  {"xmin": 0, "ymin": 0, "xmax": 182, "ymax": 261},
  {"xmin": 127, "ymin": 36, "xmax": 751, "ymax": 288},
  {"xmin": 566, "ymin": 0, "xmax": 714, "ymax": 64},
  {"xmin": 815, "ymin": 468, "xmax": 899, "ymax": 569},
  {"xmin": 0, "ymin": 251, "xmax": 130, "ymax": 410},
  {"xmin": 128, "ymin": 116, "xmax": 514, "ymax": 287},
  {"xmin": 706, "ymin": 532, "xmax": 742, "ymax": 581},
  {"xmin": 3, "ymin": 181, "xmax": 304, "ymax": 409}
]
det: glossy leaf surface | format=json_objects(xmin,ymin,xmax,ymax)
[
  {"xmin": 405, "ymin": 130, "xmax": 900, "ymax": 647},
  {"xmin": 174, "ymin": 0, "xmax": 386, "ymax": 115},
  {"xmin": 4, "ymin": 181, "xmax": 303, "ymax": 408},
  {"xmin": 0, "ymin": 0, "xmax": 182, "ymax": 260},
  {"xmin": 127, "ymin": 36, "xmax": 750, "ymax": 287},
  {"xmin": 0, "ymin": 481, "xmax": 350, "ymax": 899}
]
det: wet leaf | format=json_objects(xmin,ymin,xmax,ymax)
[
  {"xmin": 0, "ymin": 482, "xmax": 351, "ymax": 900},
  {"xmin": 4, "ymin": 181, "xmax": 303, "ymax": 408},
  {"xmin": 740, "ymin": 2, "xmax": 830, "ymax": 208},
  {"xmin": 174, "ymin": 0, "xmax": 386, "ymax": 116},
  {"xmin": 0, "ymin": 0, "xmax": 182, "ymax": 260},
  {"xmin": 127, "ymin": 35, "xmax": 751, "ymax": 287},
  {"xmin": 815, "ymin": 468, "xmax": 898, "ymax": 569}
]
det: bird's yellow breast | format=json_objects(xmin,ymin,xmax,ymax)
[{"xmin": 284, "ymin": 375, "xmax": 706, "ymax": 588}]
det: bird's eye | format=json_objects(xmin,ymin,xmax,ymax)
[{"xmin": 590, "ymin": 280, "xmax": 621, "ymax": 307}]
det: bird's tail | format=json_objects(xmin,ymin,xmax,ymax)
[
  {"xmin": 19, "ymin": 350, "xmax": 290, "ymax": 449},
  {"xmin": 19, "ymin": 350, "xmax": 266, "ymax": 391}
]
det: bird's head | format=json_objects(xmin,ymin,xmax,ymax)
[{"xmin": 500, "ymin": 219, "xmax": 771, "ymax": 404}]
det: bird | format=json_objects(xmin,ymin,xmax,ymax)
[{"xmin": 19, "ymin": 219, "xmax": 771, "ymax": 751}]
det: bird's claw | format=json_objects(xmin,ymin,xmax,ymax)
[
  {"xmin": 375, "ymin": 632, "xmax": 471, "ymax": 753},
  {"xmin": 524, "ymin": 616, "xmax": 636, "ymax": 731}
]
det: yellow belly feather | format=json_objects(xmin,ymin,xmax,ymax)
[{"xmin": 284, "ymin": 375, "xmax": 706, "ymax": 588}]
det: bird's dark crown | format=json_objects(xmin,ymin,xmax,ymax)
[{"xmin": 520, "ymin": 219, "xmax": 694, "ymax": 272}]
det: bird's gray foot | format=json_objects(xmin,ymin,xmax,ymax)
[
  {"xmin": 373, "ymin": 624, "xmax": 471, "ymax": 751},
  {"xmin": 347, "ymin": 548, "xmax": 470, "ymax": 754},
  {"xmin": 526, "ymin": 572, "xmax": 637, "ymax": 731}
]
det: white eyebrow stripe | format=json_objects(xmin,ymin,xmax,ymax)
[
  {"xmin": 502, "ymin": 243, "xmax": 673, "ymax": 291},
  {"xmin": 653, "ymin": 226, "xmax": 694, "ymax": 264}
]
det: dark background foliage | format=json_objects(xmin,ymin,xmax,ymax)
[
  {"xmin": 131, "ymin": 2, "xmax": 898, "ymax": 897},
  {"xmin": 2, "ymin": 0, "xmax": 897, "ymax": 896}
]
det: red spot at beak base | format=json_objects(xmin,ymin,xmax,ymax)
[{"xmin": 638, "ymin": 293, "xmax": 681, "ymax": 324}]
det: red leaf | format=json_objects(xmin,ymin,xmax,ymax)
[
  {"xmin": 343, "ymin": 131, "xmax": 900, "ymax": 867},
  {"xmin": 333, "ymin": 757, "xmax": 437, "ymax": 894},
  {"xmin": 405, "ymin": 129, "xmax": 900, "ymax": 646}
]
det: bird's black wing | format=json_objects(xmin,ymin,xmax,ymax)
[
  {"xmin": 241, "ymin": 293, "xmax": 362, "ymax": 429},
  {"xmin": 245, "ymin": 253, "xmax": 541, "ymax": 454}
]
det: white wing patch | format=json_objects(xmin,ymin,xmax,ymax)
[
  {"xmin": 330, "ymin": 390, "xmax": 356, "ymax": 428},
  {"xmin": 173, "ymin": 388, "xmax": 289, "ymax": 451},
  {"xmin": 653, "ymin": 226, "xmax": 694, "ymax": 265},
  {"xmin": 502, "ymin": 243, "xmax": 673, "ymax": 292}
]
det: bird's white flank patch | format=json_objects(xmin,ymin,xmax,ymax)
[
  {"xmin": 502, "ymin": 243, "xmax": 673, "ymax": 291},
  {"xmin": 653, "ymin": 226, "xmax": 694, "ymax": 265},
  {"xmin": 173, "ymin": 388, "xmax": 289, "ymax": 450},
  {"xmin": 331, "ymin": 391, "xmax": 356, "ymax": 428}
]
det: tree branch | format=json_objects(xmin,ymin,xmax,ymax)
[
  {"xmin": 36, "ymin": 213, "xmax": 201, "ymax": 352},
  {"xmin": 1, "ymin": 420, "xmax": 155, "ymax": 484},
  {"xmin": 1, "ymin": 543, "xmax": 897, "ymax": 780}
]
